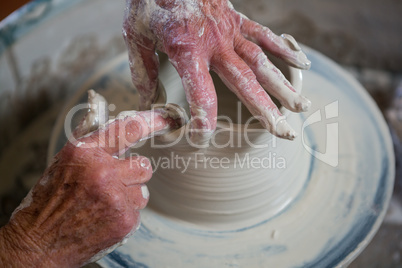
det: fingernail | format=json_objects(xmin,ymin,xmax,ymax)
[
  {"xmin": 141, "ymin": 185, "xmax": 149, "ymax": 199},
  {"xmin": 297, "ymin": 51, "xmax": 311, "ymax": 70},
  {"xmin": 88, "ymin": 89, "xmax": 96, "ymax": 99},
  {"xmin": 281, "ymin": 33, "xmax": 311, "ymax": 70},
  {"xmin": 299, "ymin": 95, "xmax": 312, "ymax": 112},
  {"xmin": 164, "ymin": 103, "xmax": 188, "ymax": 127},
  {"xmin": 189, "ymin": 130, "xmax": 214, "ymax": 149},
  {"xmin": 281, "ymin": 34, "xmax": 301, "ymax": 51},
  {"xmin": 276, "ymin": 120, "xmax": 297, "ymax": 140},
  {"xmin": 139, "ymin": 157, "xmax": 151, "ymax": 170}
]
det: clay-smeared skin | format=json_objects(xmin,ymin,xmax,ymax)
[
  {"xmin": 124, "ymin": 0, "xmax": 311, "ymax": 144},
  {"xmin": 0, "ymin": 109, "xmax": 184, "ymax": 267}
]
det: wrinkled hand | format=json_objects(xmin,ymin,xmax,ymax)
[
  {"xmin": 0, "ymin": 101, "xmax": 184, "ymax": 267},
  {"xmin": 123, "ymin": 0, "xmax": 311, "ymax": 145}
]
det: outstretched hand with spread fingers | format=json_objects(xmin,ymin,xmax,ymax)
[{"xmin": 123, "ymin": 0, "xmax": 311, "ymax": 146}]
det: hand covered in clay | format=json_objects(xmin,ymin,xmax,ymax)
[
  {"xmin": 0, "ymin": 97, "xmax": 184, "ymax": 267},
  {"xmin": 123, "ymin": 0, "xmax": 311, "ymax": 145}
]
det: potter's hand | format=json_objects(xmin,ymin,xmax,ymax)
[
  {"xmin": 0, "ymin": 105, "xmax": 184, "ymax": 267},
  {"xmin": 123, "ymin": 0, "xmax": 311, "ymax": 145}
]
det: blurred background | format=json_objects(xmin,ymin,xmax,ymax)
[{"xmin": 1, "ymin": 0, "xmax": 401, "ymax": 266}]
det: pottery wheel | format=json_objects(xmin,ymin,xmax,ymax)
[{"xmin": 48, "ymin": 46, "xmax": 394, "ymax": 268}]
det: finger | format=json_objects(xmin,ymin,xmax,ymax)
[
  {"xmin": 125, "ymin": 184, "xmax": 149, "ymax": 210},
  {"xmin": 113, "ymin": 155, "xmax": 153, "ymax": 186},
  {"xmin": 238, "ymin": 15, "xmax": 311, "ymax": 70},
  {"xmin": 212, "ymin": 49, "xmax": 297, "ymax": 140},
  {"xmin": 170, "ymin": 53, "xmax": 218, "ymax": 147},
  {"xmin": 123, "ymin": 16, "xmax": 160, "ymax": 110},
  {"xmin": 78, "ymin": 106, "xmax": 186, "ymax": 155},
  {"xmin": 109, "ymin": 156, "xmax": 151, "ymax": 210},
  {"xmin": 235, "ymin": 38, "xmax": 311, "ymax": 112}
]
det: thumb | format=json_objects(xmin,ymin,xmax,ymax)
[{"xmin": 77, "ymin": 103, "xmax": 186, "ymax": 156}]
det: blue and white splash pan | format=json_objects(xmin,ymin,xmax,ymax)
[
  {"xmin": 0, "ymin": 0, "xmax": 394, "ymax": 267},
  {"xmin": 49, "ymin": 47, "xmax": 395, "ymax": 268}
]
